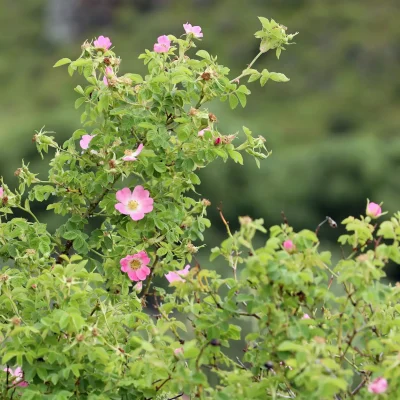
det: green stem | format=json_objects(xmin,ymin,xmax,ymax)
[{"xmin": 230, "ymin": 51, "xmax": 264, "ymax": 83}]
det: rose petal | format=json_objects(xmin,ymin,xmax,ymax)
[{"xmin": 116, "ymin": 187, "xmax": 132, "ymax": 204}]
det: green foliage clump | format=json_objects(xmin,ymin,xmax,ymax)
[{"xmin": 1, "ymin": 16, "xmax": 399, "ymax": 400}]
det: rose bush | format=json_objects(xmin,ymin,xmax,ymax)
[{"xmin": 1, "ymin": 17, "xmax": 399, "ymax": 400}]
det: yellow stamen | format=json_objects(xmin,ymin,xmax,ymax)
[
  {"xmin": 128, "ymin": 200, "xmax": 139, "ymax": 211},
  {"xmin": 130, "ymin": 259, "xmax": 141, "ymax": 270}
]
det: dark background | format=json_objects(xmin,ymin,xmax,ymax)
[{"xmin": 1, "ymin": 0, "xmax": 399, "ymax": 270}]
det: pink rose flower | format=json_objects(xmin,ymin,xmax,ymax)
[
  {"xmin": 154, "ymin": 35, "xmax": 171, "ymax": 53},
  {"xmin": 198, "ymin": 127, "xmax": 210, "ymax": 137},
  {"xmin": 165, "ymin": 265, "xmax": 190, "ymax": 283},
  {"xmin": 283, "ymin": 240, "xmax": 295, "ymax": 252},
  {"xmin": 174, "ymin": 347, "xmax": 184, "ymax": 355},
  {"xmin": 0, "ymin": 186, "xmax": 3, "ymax": 198},
  {"xmin": 115, "ymin": 186, "xmax": 154, "ymax": 221},
  {"xmin": 368, "ymin": 377, "xmax": 388, "ymax": 394},
  {"xmin": 3, "ymin": 367, "xmax": 28, "ymax": 387},
  {"xmin": 122, "ymin": 144, "xmax": 144, "ymax": 161},
  {"xmin": 183, "ymin": 23, "xmax": 203, "ymax": 38},
  {"xmin": 94, "ymin": 35, "xmax": 112, "ymax": 50},
  {"xmin": 120, "ymin": 251, "xmax": 151, "ymax": 282},
  {"xmin": 103, "ymin": 66, "xmax": 114, "ymax": 86},
  {"xmin": 302, "ymin": 314, "xmax": 311, "ymax": 319},
  {"xmin": 80, "ymin": 134, "xmax": 96, "ymax": 150},
  {"xmin": 366, "ymin": 202, "xmax": 382, "ymax": 219}
]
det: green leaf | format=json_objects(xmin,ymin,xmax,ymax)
[
  {"xmin": 229, "ymin": 94, "xmax": 239, "ymax": 109},
  {"xmin": 124, "ymin": 73, "xmax": 143, "ymax": 83},
  {"xmin": 154, "ymin": 162, "xmax": 167, "ymax": 173},
  {"xmin": 72, "ymin": 59, "xmax": 92, "ymax": 67},
  {"xmin": 260, "ymin": 74, "xmax": 269, "ymax": 87},
  {"xmin": 53, "ymin": 58, "xmax": 72, "ymax": 68},
  {"xmin": 75, "ymin": 97, "xmax": 86, "ymax": 109},
  {"xmin": 237, "ymin": 85, "xmax": 251, "ymax": 95},
  {"xmin": 228, "ymin": 150, "xmax": 243, "ymax": 164},
  {"xmin": 196, "ymin": 50, "xmax": 211, "ymax": 60},
  {"xmin": 236, "ymin": 92, "xmax": 247, "ymax": 108},
  {"xmin": 269, "ymin": 72, "xmax": 290, "ymax": 82}
]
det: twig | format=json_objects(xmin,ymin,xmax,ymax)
[
  {"xmin": 351, "ymin": 374, "xmax": 371, "ymax": 396},
  {"xmin": 140, "ymin": 256, "xmax": 159, "ymax": 298},
  {"xmin": 315, "ymin": 216, "xmax": 337, "ymax": 236},
  {"xmin": 281, "ymin": 211, "xmax": 289, "ymax": 226}
]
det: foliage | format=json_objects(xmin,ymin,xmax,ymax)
[
  {"xmin": 1, "ymin": 14, "xmax": 399, "ymax": 400},
  {"xmin": 0, "ymin": 18, "xmax": 292, "ymax": 399}
]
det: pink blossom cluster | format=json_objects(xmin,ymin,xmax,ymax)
[
  {"xmin": 80, "ymin": 134, "xmax": 96, "ymax": 150},
  {"xmin": 366, "ymin": 201, "xmax": 382, "ymax": 219},
  {"xmin": 153, "ymin": 22, "xmax": 203, "ymax": 53},
  {"xmin": 165, "ymin": 265, "xmax": 190, "ymax": 283},
  {"xmin": 3, "ymin": 367, "xmax": 28, "ymax": 387},
  {"xmin": 93, "ymin": 36, "xmax": 112, "ymax": 50},
  {"xmin": 103, "ymin": 66, "xmax": 115, "ymax": 86},
  {"xmin": 115, "ymin": 186, "xmax": 153, "ymax": 221},
  {"xmin": 183, "ymin": 23, "xmax": 203, "ymax": 38},
  {"xmin": 283, "ymin": 239, "xmax": 295, "ymax": 252},
  {"xmin": 368, "ymin": 377, "xmax": 388, "ymax": 394},
  {"xmin": 120, "ymin": 251, "xmax": 151, "ymax": 282}
]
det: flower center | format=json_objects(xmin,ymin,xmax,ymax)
[
  {"xmin": 128, "ymin": 200, "xmax": 139, "ymax": 211},
  {"xmin": 130, "ymin": 259, "xmax": 141, "ymax": 270},
  {"xmin": 124, "ymin": 150, "xmax": 133, "ymax": 156}
]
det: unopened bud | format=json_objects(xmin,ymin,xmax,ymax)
[
  {"xmin": 209, "ymin": 113, "xmax": 217, "ymax": 122},
  {"xmin": 108, "ymin": 160, "xmax": 117, "ymax": 169},
  {"xmin": 119, "ymin": 76, "xmax": 132, "ymax": 85},
  {"xmin": 201, "ymin": 198, "xmax": 211, "ymax": 207},
  {"xmin": 187, "ymin": 242, "xmax": 198, "ymax": 254},
  {"xmin": 210, "ymin": 338, "xmax": 221, "ymax": 346},
  {"xmin": 81, "ymin": 41, "xmax": 91, "ymax": 51},
  {"xmin": 239, "ymin": 216, "xmax": 252, "ymax": 225},
  {"xmin": 11, "ymin": 316, "xmax": 21, "ymax": 326},
  {"xmin": 214, "ymin": 137, "xmax": 221, "ymax": 146},
  {"xmin": 76, "ymin": 334, "xmax": 85, "ymax": 342},
  {"xmin": 189, "ymin": 107, "xmax": 198, "ymax": 116},
  {"xmin": 314, "ymin": 336, "xmax": 326, "ymax": 344},
  {"xmin": 222, "ymin": 134, "xmax": 236, "ymax": 144}
]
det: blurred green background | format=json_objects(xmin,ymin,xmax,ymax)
[{"xmin": 1, "ymin": 0, "xmax": 399, "ymax": 275}]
